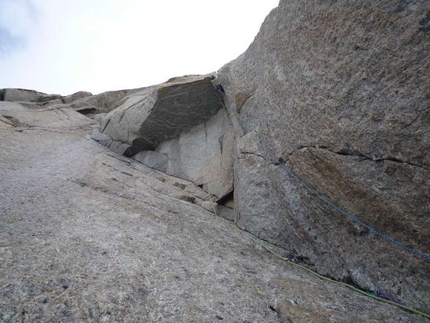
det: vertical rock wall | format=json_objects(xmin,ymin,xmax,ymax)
[
  {"xmin": 217, "ymin": 0, "xmax": 430, "ymax": 312},
  {"xmin": 72, "ymin": 0, "xmax": 430, "ymax": 311},
  {"xmin": 152, "ymin": 108, "xmax": 234, "ymax": 199}
]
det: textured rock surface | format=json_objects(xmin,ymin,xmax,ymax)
[
  {"xmin": 154, "ymin": 108, "xmax": 234, "ymax": 199},
  {"xmin": 0, "ymin": 87, "xmax": 142, "ymax": 115},
  {"xmin": 0, "ymin": 104, "xmax": 96, "ymax": 130},
  {"xmin": 133, "ymin": 150, "xmax": 169, "ymax": 173},
  {"xmin": 217, "ymin": 0, "xmax": 430, "ymax": 312},
  {"xmin": 66, "ymin": 89, "xmax": 141, "ymax": 114},
  {"xmin": 1, "ymin": 1, "xmax": 429, "ymax": 319},
  {"xmin": 61, "ymin": 91, "xmax": 93, "ymax": 104},
  {"xmin": 99, "ymin": 75, "xmax": 224, "ymax": 157},
  {"xmin": 0, "ymin": 102, "xmax": 29, "ymax": 112},
  {"xmin": 88, "ymin": 89, "xmax": 143, "ymax": 111},
  {"xmin": 0, "ymin": 106, "xmax": 425, "ymax": 322},
  {"xmin": 1, "ymin": 88, "xmax": 62, "ymax": 103},
  {"xmin": 94, "ymin": 75, "xmax": 233, "ymax": 199}
]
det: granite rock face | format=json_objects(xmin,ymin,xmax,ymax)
[
  {"xmin": 0, "ymin": 88, "xmax": 62, "ymax": 103},
  {"xmin": 67, "ymin": 89, "xmax": 142, "ymax": 114},
  {"xmin": 95, "ymin": 75, "xmax": 233, "ymax": 199},
  {"xmin": 133, "ymin": 150, "xmax": 170, "ymax": 173},
  {"xmin": 217, "ymin": 0, "xmax": 430, "ymax": 312},
  {"xmin": 61, "ymin": 91, "xmax": 93, "ymax": 104},
  {"xmin": 0, "ymin": 87, "xmax": 142, "ymax": 115},
  {"xmin": 1, "ymin": 0, "xmax": 429, "ymax": 319},
  {"xmin": 153, "ymin": 108, "xmax": 234, "ymax": 199},
  {"xmin": 100, "ymin": 75, "xmax": 224, "ymax": 156},
  {"xmin": 127, "ymin": 108, "xmax": 235, "ymax": 200},
  {"xmin": 0, "ymin": 103, "xmax": 425, "ymax": 322},
  {"xmin": 0, "ymin": 102, "xmax": 96, "ymax": 130}
]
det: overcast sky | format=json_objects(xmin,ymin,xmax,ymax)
[{"xmin": 0, "ymin": 0, "xmax": 278, "ymax": 95}]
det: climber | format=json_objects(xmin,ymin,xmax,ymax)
[{"xmin": 216, "ymin": 84, "xmax": 225, "ymax": 94}]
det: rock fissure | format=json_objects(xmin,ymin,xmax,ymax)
[
  {"xmin": 101, "ymin": 117, "xmax": 111, "ymax": 132},
  {"xmin": 238, "ymin": 151, "xmax": 267, "ymax": 161},
  {"xmin": 236, "ymin": 93, "xmax": 254, "ymax": 112},
  {"xmin": 286, "ymin": 146, "xmax": 430, "ymax": 171},
  {"xmin": 0, "ymin": 119, "xmax": 14, "ymax": 126}
]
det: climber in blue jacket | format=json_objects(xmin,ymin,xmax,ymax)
[{"xmin": 216, "ymin": 84, "xmax": 225, "ymax": 94}]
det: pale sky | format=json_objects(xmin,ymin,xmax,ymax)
[{"xmin": 0, "ymin": 0, "xmax": 278, "ymax": 95}]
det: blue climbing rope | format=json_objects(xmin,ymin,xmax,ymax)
[{"xmin": 265, "ymin": 151, "xmax": 430, "ymax": 263}]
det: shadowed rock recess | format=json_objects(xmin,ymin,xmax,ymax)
[{"xmin": 1, "ymin": 0, "xmax": 430, "ymax": 322}]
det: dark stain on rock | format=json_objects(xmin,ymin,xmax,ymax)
[
  {"xmin": 269, "ymin": 305, "xmax": 278, "ymax": 313},
  {"xmin": 219, "ymin": 135, "xmax": 224, "ymax": 154},
  {"xmin": 393, "ymin": 0, "xmax": 411, "ymax": 13},
  {"xmin": 124, "ymin": 137, "xmax": 155, "ymax": 157},
  {"xmin": 235, "ymin": 92, "xmax": 253, "ymax": 112},
  {"xmin": 354, "ymin": 45, "xmax": 366, "ymax": 51},
  {"xmin": 173, "ymin": 182, "xmax": 187, "ymax": 190},
  {"xmin": 419, "ymin": 11, "xmax": 430, "ymax": 32},
  {"xmin": 178, "ymin": 195, "xmax": 196, "ymax": 203}
]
